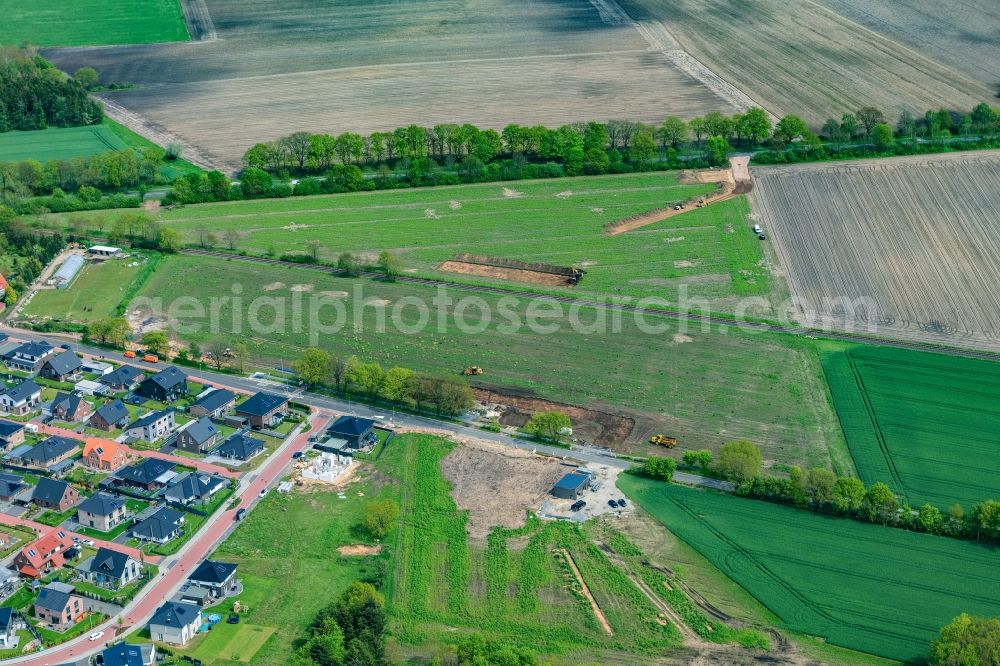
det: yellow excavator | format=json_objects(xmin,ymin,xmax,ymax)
[{"xmin": 650, "ymin": 434, "xmax": 678, "ymax": 448}]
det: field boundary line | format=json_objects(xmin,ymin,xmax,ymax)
[
  {"xmin": 179, "ymin": 0, "xmax": 218, "ymax": 42},
  {"xmin": 559, "ymin": 548, "xmax": 614, "ymax": 635}
]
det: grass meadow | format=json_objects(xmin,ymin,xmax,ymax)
[
  {"xmin": 20, "ymin": 256, "xmax": 145, "ymax": 323},
  {"xmin": 0, "ymin": 0, "xmax": 188, "ymax": 47},
  {"xmin": 820, "ymin": 342, "xmax": 1000, "ymax": 508},
  {"xmin": 620, "ymin": 475, "xmax": 1000, "ymax": 663},
  {"xmin": 0, "ymin": 125, "xmax": 127, "ymax": 163},
  {"xmin": 153, "ymin": 174, "xmax": 775, "ymax": 308},
  {"xmin": 135, "ymin": 254, "xmax": 846, "ymax": 465}
]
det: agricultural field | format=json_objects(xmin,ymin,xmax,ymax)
[
  {"xmin": 17, "ymin": 255, "xmax": 154, "ymax": 325},
  {"xmin": 0, "ymin": 0, "xmax": 188, "ymax": 47},
  {"xmin": 821, "ymin": 342, "xmax": 1000, "ymax": 508},
  {"xmin": 750, "ymin": 151, "xmax": 1000, "ymax": 350},
  {"xmin": 131, "ymin": 253, "xmax": 847, "ymax": 466},
  {"xmin": 617, "ymin": 0, "xmax": 994, "ymax": 125},
  {"xmin": 42, "ymin": 0, "xmax": 738, "ymax": 169},
  {"xmin": 620, "ymin": 476, "xmax": 1000, "ymax": 663},
  {"xmin": 0, "ymin": 125, "xmax": 127, "ymax": 163},
  {"xmin": 816, "ymin": 0, "xmax": 1000, "ymax": 90},
  {"xmin": 149, "ymin": 173, "xmax": 779, "ymax": 309}
]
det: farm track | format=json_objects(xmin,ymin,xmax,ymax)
[
  {"xmin": 178, "ymin": 0, "xmax": 217, "ymax": 42},
  {"xmin": 182, "ymin": 247, "xmax": 1000, "ymax": 362}
]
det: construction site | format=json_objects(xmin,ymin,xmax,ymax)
[{"xmin": 439, "ymin": 253, "xmax": 586, "ymax": 287}]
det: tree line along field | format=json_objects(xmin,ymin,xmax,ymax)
[
  {"xmin": 820, "ymin": 342, "xmax": 1000, "ymax": 509},
  {"xmin": 148, "ymin": 173, "xmax": 777, "ymax": 311},
  {"xmin": 0, "ymin": 125, "xmax": 127, "ymax": 163},
  {"xmin": 42, "ymin": 0, "xmax": 738, "ymax": 170},
  {"xmin": 133, "ymin": 253, "xmax": 847, "ymax": 466},
  {"xmin": 619, "ymin": 476, "xmax": 1000, "ymax": 663},
  {"xmin": 0, "ymin": 0, "xmax": 189, "ymax": 47},
  {"xmin": 749, "ymin": 151, "xmax": 1000, "ymax": 350},
  {"xmin": 616, "ymin": 0, "xmax": 994, "ymax": 126}
]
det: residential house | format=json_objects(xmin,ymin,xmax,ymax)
[
  {"xmin": 174, "ymin": 417, "xmax": 219, "ymax": 454},
  {"xmin": 3, "ymin": 341, "xmax": 55, "ymax": 374},
  {"xmin": 101, "ymin": 643, "xmax": 157, "ymax": 666},
  {"xmin": 0, "ymin": 606, "xmax": 23, "ymax": 650},
  {"xmin": 80, "ymin": 358, "xmax": 113, "ymax": 376},
  {"xmin": 0, "ymin": 473, "xmax": 27, "ymax": 502},
  {"xmin": 32, "ymin": 477, "xmax": 79, "ymax": 511},
  {"xmin": 135, "ymin": 366, "xmax": 188, "ymax": 402},
  {"xmin": 89, "ymin": 399, "xmax": 130, "ymax": 432},
  {"xmin": 187, "ymin": 559, "xmax": 240, "ymax": 600},
  {"xmin": 47, "ymin": 392, "xmax": 92, "ymax": 422},
  {"xmin": 163, "ymin": 473, "xmax": 227, "ymax": 506},
  {"xmin": 82, "ymin": 438, "xmax": 130, "ymax": 471},
  {"xmin": 215, "ymin": 430, "xmax": 265, "ymax": 462},
  {"xmin": 124, "ymin": 409, "xmax": 175, "ymax": 443},
  {"xmin": 0, "ymin": 379, "xmax": 41, "ymax": 416},
  {"xmin": 78, "ymin": 546, "xmax": 141, "ymax": 589},
  {"xmin": 18, "ymin": 436, "xmax": 80, "ymax": 471},
  {"xmin": 148, "ymin": 601, "xmax": 201, "ymax": 645},
  {"xmin": 189, "ymin": 388, "xmax": 236, "ymax": 418},
  {"xmin": 38, "ymin": 350, "xmax": 83, "ymax": 382},
  {"xmin": 113, "ymin": 458, "xmax": 177, "ymax": 491},
  {"xmin": 0, "ymin": 419, "xmax": 25, "ymax": 449},
  {"xmin": 13, "ymin": 529, "xmax": 73, "ymax": 577},
  {"xmin": 76, "ymin": 492, "xmax": 130, "ymax": 532},
  {"xmin": 130, "ymin": 507, "xmax": 185, "ymax": 544},
  {"xmin": 100, "ymin": 365, "xmax": 146, "ymax": 392},
  {"xmin": 34, "ymin": 581, "xmax": 84, "ymax": 630},
  {"xmin": 234, "ymin": 392, "xmax": 287, "ymax": 429},
  {"xmin": 326, "ymin": 416, "xmax": 377, "ymax": 450}
]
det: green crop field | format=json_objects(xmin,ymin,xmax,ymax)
[
  {"xmin": 820, "ymin": 342, "xmax": 1000, "ymax": 508},
  {"xmin": 620, "ymin": 476, "xmax": 1000, "ymax": 662},
  {"xmin": 133, "ymin": 254, "xmax": 846, "ymax": 464},
  {"xmin": 0, "ymin": 125, "xmax": 127, "ymax": 163},
  {"xmin": 154, "ymin": 174, "xmax": 777, "ymax": 309},
  {"xmin": 0, "ymin": 0, "xmax": 188, "ymax": 47},
  {"xmin": 19, "ymin": 255, "xmax": 150, "ymax": 324}
]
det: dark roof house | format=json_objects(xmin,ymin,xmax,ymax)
[
  {"xmin": 91, "ymin": 399, "xmax": 130, "ymax": 431},
  {"xmin": 0, "ymin": 379, "xmax": 42, "ymax": 414},
  {"xmin": 215, "ymin": 430, "xmax": 265, "ymax": 461},
  {"xmin": 325, "ymin": 416, "xmax": 377, "ymax": 450},
  {"xmin": 164, "ymin": 472, "xmax": 227, "ymax": 505},
  {"xmin": 20, "ymin": 436, "xmax": 79, "ymax": 468},
  {"xmin": 48, "ymin": 392, "xmax": 92, "ymax": 421},
  {"xmin": 100, "ymin": 365, "xmax": 146, "ymax": 390},
  {"xmin": 101, "ymin": 642, "xmax": 157, "ymax": 666},
  {"xmin": 136, "ymin": 366, "xmax": 188, "ymax": 401},
  {"xmin": 32, "ymin": 478, "xmax": 79, "ymax": 510},
  {"xmin": 39, "ymin": 350, "xmax": 83, "ymax": 381},
  {"xmin": 114, "ymin": 458, "xmax": 177, "ymax": 490},
  {"xmin": 130, "ymin": 507, "xmax": 185, "ymax": 543},
  {"xmin": 189, "ymin": 389, "xmax": 236, "ymax": 417},
  {"xmin": 234, "ymin": 392, "xmax": 287, "ymax": 428},
  {"xmin": 175, "ymin": 416, "xmax": 219, "ymax": 453},
  {"xmin": 187, "ymin": 559, "xmax": 240, "ymax": 598}
]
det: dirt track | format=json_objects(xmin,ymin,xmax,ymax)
[{"xmin": 438, "ymin": 260, "xmax": 572, "ymax": 287}]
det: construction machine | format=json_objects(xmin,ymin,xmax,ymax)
[{"xmin": 649, "ymin": 434, "xmax": 677, "ymax": 448}]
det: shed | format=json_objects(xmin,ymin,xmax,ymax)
[
  {"xmin": 88, "ymin": 245, "xmax": 122, "ymax": 256},
  {"xmin": 50, "ymin": 255, "xmax": 85, "ymax": 288},
  {"xmin": 551, "ymin": 472, "xmax": 591, "ymax": 499}
]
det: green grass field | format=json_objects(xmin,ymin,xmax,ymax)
[
  {"xmin": 820, "ymin": 343, "xmax": 1000, "ymax": 508},
  {"xmin": 620, "ymin": 475, "xmax": 1000, "ymax": 662},
  {"xmin": 155, "ymin": 174, "xmax": 776, "ymax": 309},
  {"xmin": 0, "ymin": 125, "xmax": 127, "ymax": 163},
  {"xmin": 20, "ymin": 256, "xmax": 146, "ymax": 323},
  {"xmin": 0, "ymin": 0, "xmax": 188, "ymax": 47},
  {"xmin": 135, "ymin": 254, "xmax": 846, "ymax": 465}
]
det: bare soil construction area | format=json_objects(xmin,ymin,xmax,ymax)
[
  {"xmin": 750, "ymin": 151, "xmax": 1000, "ymax": 350},
  {"xmin": 439, "ymin": 437, "xmax": 566, "ymax": 539},
  {"xmin": 44, "ymin": 0, "xmax": 737, "ymax": 169}
]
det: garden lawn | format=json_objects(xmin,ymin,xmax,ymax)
[
  {"xmin": 820, "ymin": 342, "xmax": 1000, "ymax": 507},
  {"xmin": 20, "ymin": 256, "xmax": 149, "ymax": 323},
  {"xmin": 136, "ymin": 254, "xmax": 847, "ymax": 467},
  {"xmin": 619, "ymin": 475, "xmax": 1000, "ymax": 662},
  {"xmin": 0, "ymin": 0, "xmax": 188, "ymax": 47}
]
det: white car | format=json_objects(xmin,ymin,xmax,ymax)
[
  {"xmin": 259, "ymin": 488, "xmax": 268, "ymax": 497},
  {"xmin": 88, "ymin": 631, "xmax": 105, "ymax": 641},
  {"xmin": 753, "ymin": 224, "xmax": 763, "ymax": 234},
  {"xmin": 81, "ymin": 539, "xmax": 95, "ymax": 546}
]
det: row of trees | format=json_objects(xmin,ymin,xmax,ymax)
[
  {"xmin": 0, "ymin": 147, "xmax": 165, "ymax": 201},
  {"xmin": 0, "ymin": 48, "xmax": 102, "ymax": 133},
  {"xmin": 292, "ymin": 347, "xmax": 475, "ymax": 417},
  {"xmin": 0, "ymin": 212, "xmax": 65, "ymax": 304}
]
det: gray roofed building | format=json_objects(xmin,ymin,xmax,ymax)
[
  {"xmin": 175, "ymin": 416, "xmax": 220, "ymax": 454},
  {"xmin": 0, "ymin": 419, "xmax": 25, "ymax": 448},
  {"xmin": 47, "ymin": 392, "xmax": 92, "ymax": 421},
  {"xmin": 0, "ymin": 474, "xmax": 26, "ymax": 501},
  {"xmin": 4, "ymin": 340, "xmax": 55, "ymax": 373},
  {"xmin": 39, "ymin": 350, "xmax": 83, "ymax": 381},
  {"xmin": 20, "ymin": 436, "xmax": 80, "ymax": 469},
  {"xmin": 34, "ymin": 580, "xmax": 85, "ymax": 629},
  {"xmin": 189, "ymin": 388, "xmax": 236, "ymax": 418},
  {"xmin": 91, "ymin": 399, "xmax": 130, "ymax": 431},
  {"xmin": 215, "ymin": 430, "xmax": 265, "ymax": 461},
  {"xmin": 164, "ymin": 472, "xmax": 227, "ymax": 506},
  {"xmin": 101, "ymin": 642, "xmax": 157, "ymax": 666},
  {"xmin": 136, "ymin": 366, "xmax": 188, "ymax": 402},
  {"xmin": 100, "ymin": 365, "xmax": 146, "ymax": 390},
  {"xmin": 78, "ymin": 546, "xmax": 141, "ymax": 589},
  {"xmin": 76, "ymin": 492, "xmax": 130, "ymax": 532},
  {"xmin": 0, "ymin": 379, "xmax": 42, "ymax": 415},
  {"xmin": 124, "ymin": 408, "xmax": 175, "ymax": 443},
  {"xmin": 326, "ymin": 416, "xmax": 377, "ymax": 449},
  {"xmin": 33, "ymin": 478, "xmax": 78, "ymax": 511},
  {"xmin": 114, "ymin": 458, "xmax": 177, "ymax": 490},
  {"xmin": 0, "ymin": 606, "xmax": 20, "ymax": 649},
  {"xmin": 130, "ymin": 506, "xmax": 185, "ymax": 543},
  {"xmin": 234, "ymin": 391, "xmax": 287, "ymax": 428},
  {"xmin": 148, "ymin": 600, "xmax": 201, "ymax": 645},
  {"xmin": 187, "ymin": 559, "xmax": 240, "ymax": 598}
]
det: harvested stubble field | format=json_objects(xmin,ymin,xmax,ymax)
[
  {"xmin": 750, "ymin": 151, "xmax": 1000, "ymax": 350},
  {"xmin": 821, "ymin": 342, "xmax": 1000, "ymax": 508},
  {"xmin": 616, "ymin": 0, "xmax": 994, "ymax": 124},
  {"xmin": 0, "ymin": 125, "xmax": 127, "ymax": 163},
  {"xmin": 149, "ymin": 173, "xmax": 777, "ymax": 310},
  {"xmin": 42, "ymin": 0, "xmax": 737, "ymax": 169},
  {"xmin": 133, "ymin": 254, "xmax": 846, "ymax": 467},
  {"xmin": 816, "ymin": 0, "xmax": 1000, "ymax": 90},
  {"xmin": 0, "ymin": 0, "xmax": 188, "ymax": 47},
  {"xmin": 620, "ymin": 476, "xmax": 1000, "ymax": 663}
]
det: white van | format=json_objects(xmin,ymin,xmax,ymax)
[{"xmin": 752, "ymin": 224, "xmax": 763, "ymax": 234}]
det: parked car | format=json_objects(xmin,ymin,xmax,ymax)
[
  {"xmin": 228, "ymin": 614, "xmax": 240, "ymax": 624},
  {"xmin": 607, "ymin": 499, "xmax": 618, "ymax": 508},
  {"xmin": 758, "ymin": 233, "xmax": 766, "ymax": 240},
  {"xmin": 88, "ymin": 631, "xmax": 105, "ymax": 641},
  {"xmin": 616, "ymin": 499, "xmax": 627, "ymax": 508},
  {"xmin": 259, "ymin": 487, "xmax": 268, "ymax": 498},
  {"xmin": 753, "ymin": 224, "xmax": 763, "ymax": 234},
  {"xmin": 235, "ymin": 508, "xmax": 247, "ymax": 521},
  {"xmin": 81, "ymin": 539, "xmax": 95, "ymax": 546},
  {"xmin": 292, "ymin": 451, "xmax": 304, "ymax": 460},
  {"xmin": 570, "ymin": 500, "xmax": 586, "ymax": 512}
]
